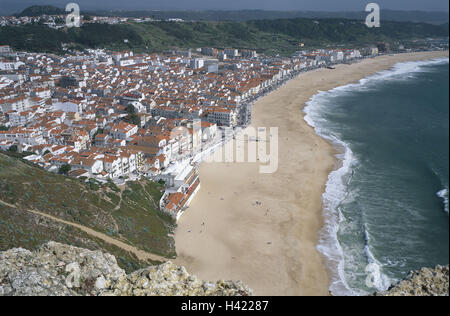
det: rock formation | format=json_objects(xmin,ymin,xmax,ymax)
[
  {"xmin": 0, "ymin": 242, "xmax": 252, "ymax": 296},
  {"xmin": 373, "ymin": 265, "xmax": 449, "ymax": 296}
]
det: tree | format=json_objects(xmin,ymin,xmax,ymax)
[
  {"xmin": 124, "ymin": 104, "xmax": 140, "ymax": 126},
  {"xmin": 59, "ymin": 164, "xmax": 71, "ymax": 175},
  {"xmin": 93, "ymin": 128, "xmax": 104, "ymax": 138},
  {"xmin": 125, "ymin": 114, "xmax": 141, "ymax": 126},
  {"xmin": 125, "ymin": 104, "xmax": 136, "ymax": 115},
  {"xmin": 8, "ymin": 145, "xmax": 18, "ymax": 153}
]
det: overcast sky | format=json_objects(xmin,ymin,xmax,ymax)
[{"xmin": 1, "ymin": 0, "xmax": 449, "ymax": 13}]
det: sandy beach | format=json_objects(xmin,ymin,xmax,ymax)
[{"xmin": 173, "ymin": 51, "xmax": 449, "ymax": 296}]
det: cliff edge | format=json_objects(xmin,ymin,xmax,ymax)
[
  {"xmin": 373, "ymin": 265, "xmax": 449, "ymax": 296},
  {"xmin": 0, "ymin": 242, "xmax": 252, "ymax": 296}
]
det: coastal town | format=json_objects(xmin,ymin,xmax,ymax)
[
  {"xmin": 0, "ymin": 38, "xmax": 444, "ymax": 221},
  {"xmin": 0, "ymin": 11, "xmax": 178, "ymax": 28}
]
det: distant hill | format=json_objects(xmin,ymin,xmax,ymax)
[
  {"xmin": 16, "ymin": 5, "xmax": 66, "ymax": 17},
  {"xmin": 5, "ymin": 5, "xmax": 449, "ymax": 24},
  {"xmin": 0, "ymin": 17, "xmax": 448, "ymax": 55},
  {"xmin": 96, "ymin": 9, "xmax": 450, "ymax": 25},
  {"xmin": 0, "ymin": 152, "xmax": 176, "ymax": 273}
]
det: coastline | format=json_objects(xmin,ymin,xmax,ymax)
[
  {"xmin": 304, "ymin": 55, "xmax": 450, "ymax": 296},
  {"xmin": 173, "ymin": 51, "xmax": 449, "ymax": 296}
]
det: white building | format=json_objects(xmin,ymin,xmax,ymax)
[
  {"xmin": 0, "ymin": 96, "xmax": 30, "ymax": 113},
  {"xmin": 107, "ymin": 122, "xmax": 138, "ymax": 141},
  {"xmin": 190, "ymin": 58, "xmax": 204, "ymax": 69},
  {"xmin": 224, "ymin": 49, "xmax": 239, "ymax": 57},
  {"xmin": 9, "ymin": 111, "xmax": 35, "ymax": 127},
  {"xmin": 52, "ymin": 101, "xmax": 83, "ymax": 113},
  {"xmin": 0, "ymin": 59, "xmax": 23, "ymax": 71},
  {"xmin": 207, "ymin": 108, "xmax": 237, "ymax": 127}
]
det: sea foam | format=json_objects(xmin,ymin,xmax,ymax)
[
  {"xmin": 362, "ymin": 224, "xmax": 392, "ymax": 292},
  {"xmin": 437, "ymin": 188, "xmax": 449, "ymax": 214},
  {"xmin": 305, "ymin": 94, "xmax": 358, "ymax": 296}
]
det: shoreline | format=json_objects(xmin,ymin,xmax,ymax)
[
  {"xmin": 173, "ymin": 50, "xmax": 449, "ymax": 296},
  {"xmin": 304, "ymin": 55, "xmax": 450, "ymax": 296}
]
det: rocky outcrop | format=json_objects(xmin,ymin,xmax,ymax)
[
  {"xmin": 373, "ymin": 265, "xmax": 449, "ymax": 296},
  {"xmin": 0, "ymin": 242, "xmax": 252, "ymax": 296}
]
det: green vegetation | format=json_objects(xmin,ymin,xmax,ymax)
[
  {"xmin": 96, "ymin": 9, "xmax": 450, "ymax": 25},
  {"xmin": 0, "ymin": 150, "xmax": 33, "ymax": 160},
  {"xmin": 0, "ymin": 24, "xmax": 70, "ymax": 53},
  {"xmin": 0, "ymin": 152, "xmax": 176, "ymax": 272},
  {"xmin": 0, "ymin": 18, "xmax": 447, "ymax": 56},
  {"xmin": 92, "ymin": 128, "xmax": 104, "ymax": 139},
  {"xmin": 14, "ymin": 5, "xmax": 450, "ymax": 24},
  {"xmin": 107, "ymin": 179, "xmax": 120, "ymax": 193},
  {"xmin": 22, "ymin": 5, "xmax": 448, "ymax": 24},
  {"xmin": 88, "ymin": 178, "xmax": 101, "ymax": 191},
  {"xmin": 16, "ymin": 5, "xmax": 66, "ymax": 17},
  {"xmin": 0, "ymin": 204, "xmax": 156, "ymax": 273},
  {"xmin": 123, "ymin": 104, "xmax": 140, "ymax": 126},
  {"xmin": 58, "ymin": 164, "xmax": 71, "ymax": 175}
]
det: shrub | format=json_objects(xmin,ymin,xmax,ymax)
[{"xmin": 58, "ymin": 164, "xmax": 71, "ymax": 175}]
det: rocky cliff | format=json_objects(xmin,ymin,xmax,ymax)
[
  {"xmin": 373, "ymin": 265, "xmax": 449, "ymax": 296},
  {"xmin": 0, "ymin": 242, "xmax": 252, "ymax": 296},
  {"xmin": 1, "ymin": 241, "xmax": 447, "ymax": 296}
]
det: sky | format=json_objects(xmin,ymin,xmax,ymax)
[{"xmin": 1, "ymin": 0, "xmax": 449, "ymax": 13}]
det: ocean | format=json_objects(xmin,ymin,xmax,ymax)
[{"xmin": 304, "ymin": 58, "xmax": 449, "ymax": 296}]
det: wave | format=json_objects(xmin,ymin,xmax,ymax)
[
  {"xmin": 362, "ymin": 225, "xmax": 392, "ymax": 292},
  {"xmin": 305, "ymin": 95, "xmax": 358, "ymax": 296},
  {"xmin": 358, "ymin": 57, "xmax": 449, "ymax": 86},
  {"xmin": 303, "ymin": 57, "xmax": 448, "ymax": 296},
  {"xmin": 437, "ymin": 188, "xmax": 449, "ymax": 214}
]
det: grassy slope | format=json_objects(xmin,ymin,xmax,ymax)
[
  {"xmin": 126, "ymin": 19, "xmax": 450, "ymax": 55},
  {"xmin": 0, "ymin": 152, "xmax": 176, "ymax": 272}
]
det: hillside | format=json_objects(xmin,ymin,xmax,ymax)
[
  {"xmin": 16, "ymin": 5, "xmax": 66, "ymax": 17},
  {"xmin": 12, "ymin": 6, "xmax": 450, "ymax": 24},
  {"xmin": 97, "ymin": 9, "xmax": 450, "ymax": 24},
  {"xmin": 0, "ymin": 152, "xmax": 176, "ymax": 273},
  {"xmin": 0, "ymin": 17, "xmax": 448, "ymax": 56}
]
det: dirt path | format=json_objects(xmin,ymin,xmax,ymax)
[{"xmin": 0, "ymin": 199, "xmax": 167, "ymax": 263}]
